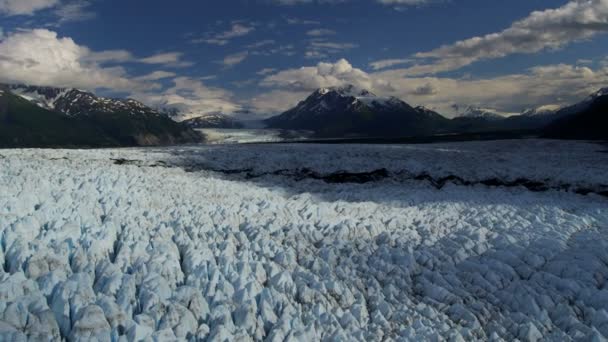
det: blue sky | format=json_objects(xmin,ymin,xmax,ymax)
[{"xmin": 1, "ymin": 0, "xmax": 608, "ymax": 118}]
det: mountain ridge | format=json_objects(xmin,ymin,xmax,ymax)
[{"xmin": 0, "ymin": 84, "xmax": 203, "ymax": 147}]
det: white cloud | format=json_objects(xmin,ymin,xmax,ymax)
[
  {"xmin": 0, "ymin": 29, "xmax": 151, "ymax": 92},
  {"xmin": 261, "ymin": 58, "xmax": 373, "ymax": 91},
  {"xmin": 134, "ymin": 71, "xmax": 177, "ymax": 82},
  {"xmin": 134, "ymin": 77, "xmax": 241, "ymax": 119},
  {"xmin": 285, "ymin": 17, "xmax": 320, "ymax": 25},
  {"xmin": 306, "ymin": 28, "xmax": 336, "ymax": 36},
  {"xmin": 399, "ymin": 0, "xmax": 608, "ymax": 75},
  {"xmin": 369, "ymin": 58, "xmax": 412, "ymax": 70},
  {"xmin": 53, "ymin": 0, "xmax": 95, "ymax": 23},
  {"xmin": 246, "ymin": 40, "xmax": 275, "ymax": 49},
  {"xmin": 193, "ymin": 23, "xmax": 255, "ymax": 45},
  {"xmin": 221, "ymin": 51, "xmax": 248, "ymax": 67},
  {"xmin": 83, "ymin": 49, "xmax": 133, "ymax": 63},
  {"xmin": 256, "ymin": 58, "xmax": 608, "ymax": 116},
  {"xmin": 257, "ymin": 68, "xmax": 277, "ymax": 75},
  {"xmin": 138, "ymin": 52, "xmax": 194, "ymax": 68},
  {"xmin": 250, "ymin": 89, "xmax": 311, "ymax": 114},
  {"xmin": 305, "ymin": 40, "xmax": 358, "ymax": 59},
  {"xmin": 0, "ymin": 0, "xmax": 59, "ymax": 16}
]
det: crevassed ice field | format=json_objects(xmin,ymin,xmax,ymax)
[{"xmin": 1, "ymin": 139, "xmax": 608, "ymax": 341}]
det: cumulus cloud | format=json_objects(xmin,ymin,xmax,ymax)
[
  {"xmin": 261, "ymin": 58, "xmax": 372, "ymax": 91},
  {"xmin": 134, "ymin": 77, "xmax": 241, "ymax": 119},
  {"xmin": 0, "ymin": 29, "xmax": 149, "ymax": 91},
  {"xmin": 399, "ymin": 0, "xmax": 608, "ymax": 75},
  {"xmin": 0, "ymin": 28, "xmax": 239, "ymax": 117},
  {"xmin": 256, "ymin": 58, "xmax": 608, "ymax": 116},
  {"xmin": 0, "ymin": 0, "xmax": 59, "ymax": 15}
]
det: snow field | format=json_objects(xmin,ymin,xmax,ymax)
[{"xmin": 0, "ymin": 141, "xmax": 607, "ymax": 341}]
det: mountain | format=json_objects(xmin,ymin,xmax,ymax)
[
  {"xmin": 553, "ymin": 88, "xmax": 608, "ymax": 118},
  {"xmin": 457, "ymin": 107, "xmax": 506, "ymax": 120},
  {"xmin": 9, "ymin": 85, "xmax": 161, "ymax": 117},
  {"xmin": 0, "ymin": 86, "xmax": 117, "ymax": 147},
  {"xmin": 182, "ymin": 113, "xmax": 244, "ymax": 129},
  {"xmin": 544, "ymin": 91, "xmax": 608, "ymax": 140},
  {"xmin": 1, "ymin": 84, "xmax": 203, "ymax": 147},
  {"xmin": 265, "ymin": 85, "xmax": 450, "ymax": 137},
  {"xmin": 521, "ymin": 104, "xmax": 561, "ymax": 117}
]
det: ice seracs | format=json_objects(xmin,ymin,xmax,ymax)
[{"xmin": 0, "ymin": 140, "xmax": 607, "ymax": 340}]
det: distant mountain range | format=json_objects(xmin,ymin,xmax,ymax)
[
  {"xmin": 264, "ymin": 85, "xmax": 450, "ymax": 137},
  {"xmin": 181, "ymin": 113, "xmax": 244, "ymax": 129},
  {"xmin": 1, "ymin": 82, "xmax": 605, "ymax": 147},
  {"xmin": 0, "ymin": 84, "xmax": 202, "ymax": 147},
  {"xmin": 264, "ymin": 85, "xmax": 607, "ymax": 140}
]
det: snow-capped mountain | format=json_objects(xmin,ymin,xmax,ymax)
[
  {"xmin": 9, "ymin": 84, "xmax": 160, "ymax": 117},
  {"xmin": 457, "ymin": 107, "xmax": 506, "ymax": 120},
  {"xmin": 545, "ymin": 87, "xmax": 608, "ymax": 140},
  {"xmin": 285, "ymin": 85, "xmax": 414, "ymax": 118},
  {"xmin": 555, "ymin": 87, "xmax": 608, "ymax": 117},
  {"xmin": 182, "ymin": 112, "xmax": 244, "ymax": 129},
  {"xmin": 265, "ymin": 85, "xmax": 450, "ymax": 137},
  {"xmin": 414, "ymin": 106, "xmax": 448, "ymax": 120},
  {"xmin": 1, "ymin": 84, "xmax": 202, "ymax": 147},
  {"xmin": 521, "ymin": 104, "xmax": 561, "ymax": 117}
]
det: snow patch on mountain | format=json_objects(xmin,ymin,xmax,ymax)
[
  {"xmin": 7, "ymin": 84, "xmax": 161, "ymax": 117},
  {"xmin": 521, "ymin": 104, "xmax": 561, "ymax": 116},
  {"xmin": 457, "ymin": 107, "xmax": 507, "ymax": 120},
  {"xmin": 10, "ymin": 85, "xmax": 69, "ymax": 111}
]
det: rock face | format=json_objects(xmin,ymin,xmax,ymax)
[
  {"xmin": 0, "ymin": 84, "xmax": 203, "ymax": 147},
  {"xmin": 265, "ymin": 85, "xmax": 451, "ymax": 138}
]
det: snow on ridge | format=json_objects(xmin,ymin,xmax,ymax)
[
  {"xmin": 10, "ymin": 86, "xmax": 69, "ymax": 111},
  {"xmin": 0, "ymin": 140, "xmax": 607, "ymax": 340}
]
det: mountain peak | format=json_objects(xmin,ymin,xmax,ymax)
[
  {"xmin": 521, "ymin": 104, "xmax": 561, "ymax": 116},
  {"xmin": 7, "ymin": 84, "xmax": 159, "ymax": 117},
  {"xmin": 591, "ymin": 87, "xmax": 608, "ymax": 99},
  {"xmin": 317, "ymin": 84, "xmax": 376, "ymax": 98},
  {"xmin": 458, "ymin": 107, "xmax": 505, "ymax": 120}
]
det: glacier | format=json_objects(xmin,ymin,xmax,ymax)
[{"xmin": 0, "ymin": 139, "xmax": 607, "ymax": 341}]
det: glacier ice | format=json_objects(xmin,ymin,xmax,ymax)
[{"xmin": 0, "ymin": 140, "xmax": 607, "ymax": 341}]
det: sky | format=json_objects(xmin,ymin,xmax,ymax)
[{"xmin": 1, "ymin": 0, "xmax": 608, "ymax": 118}]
